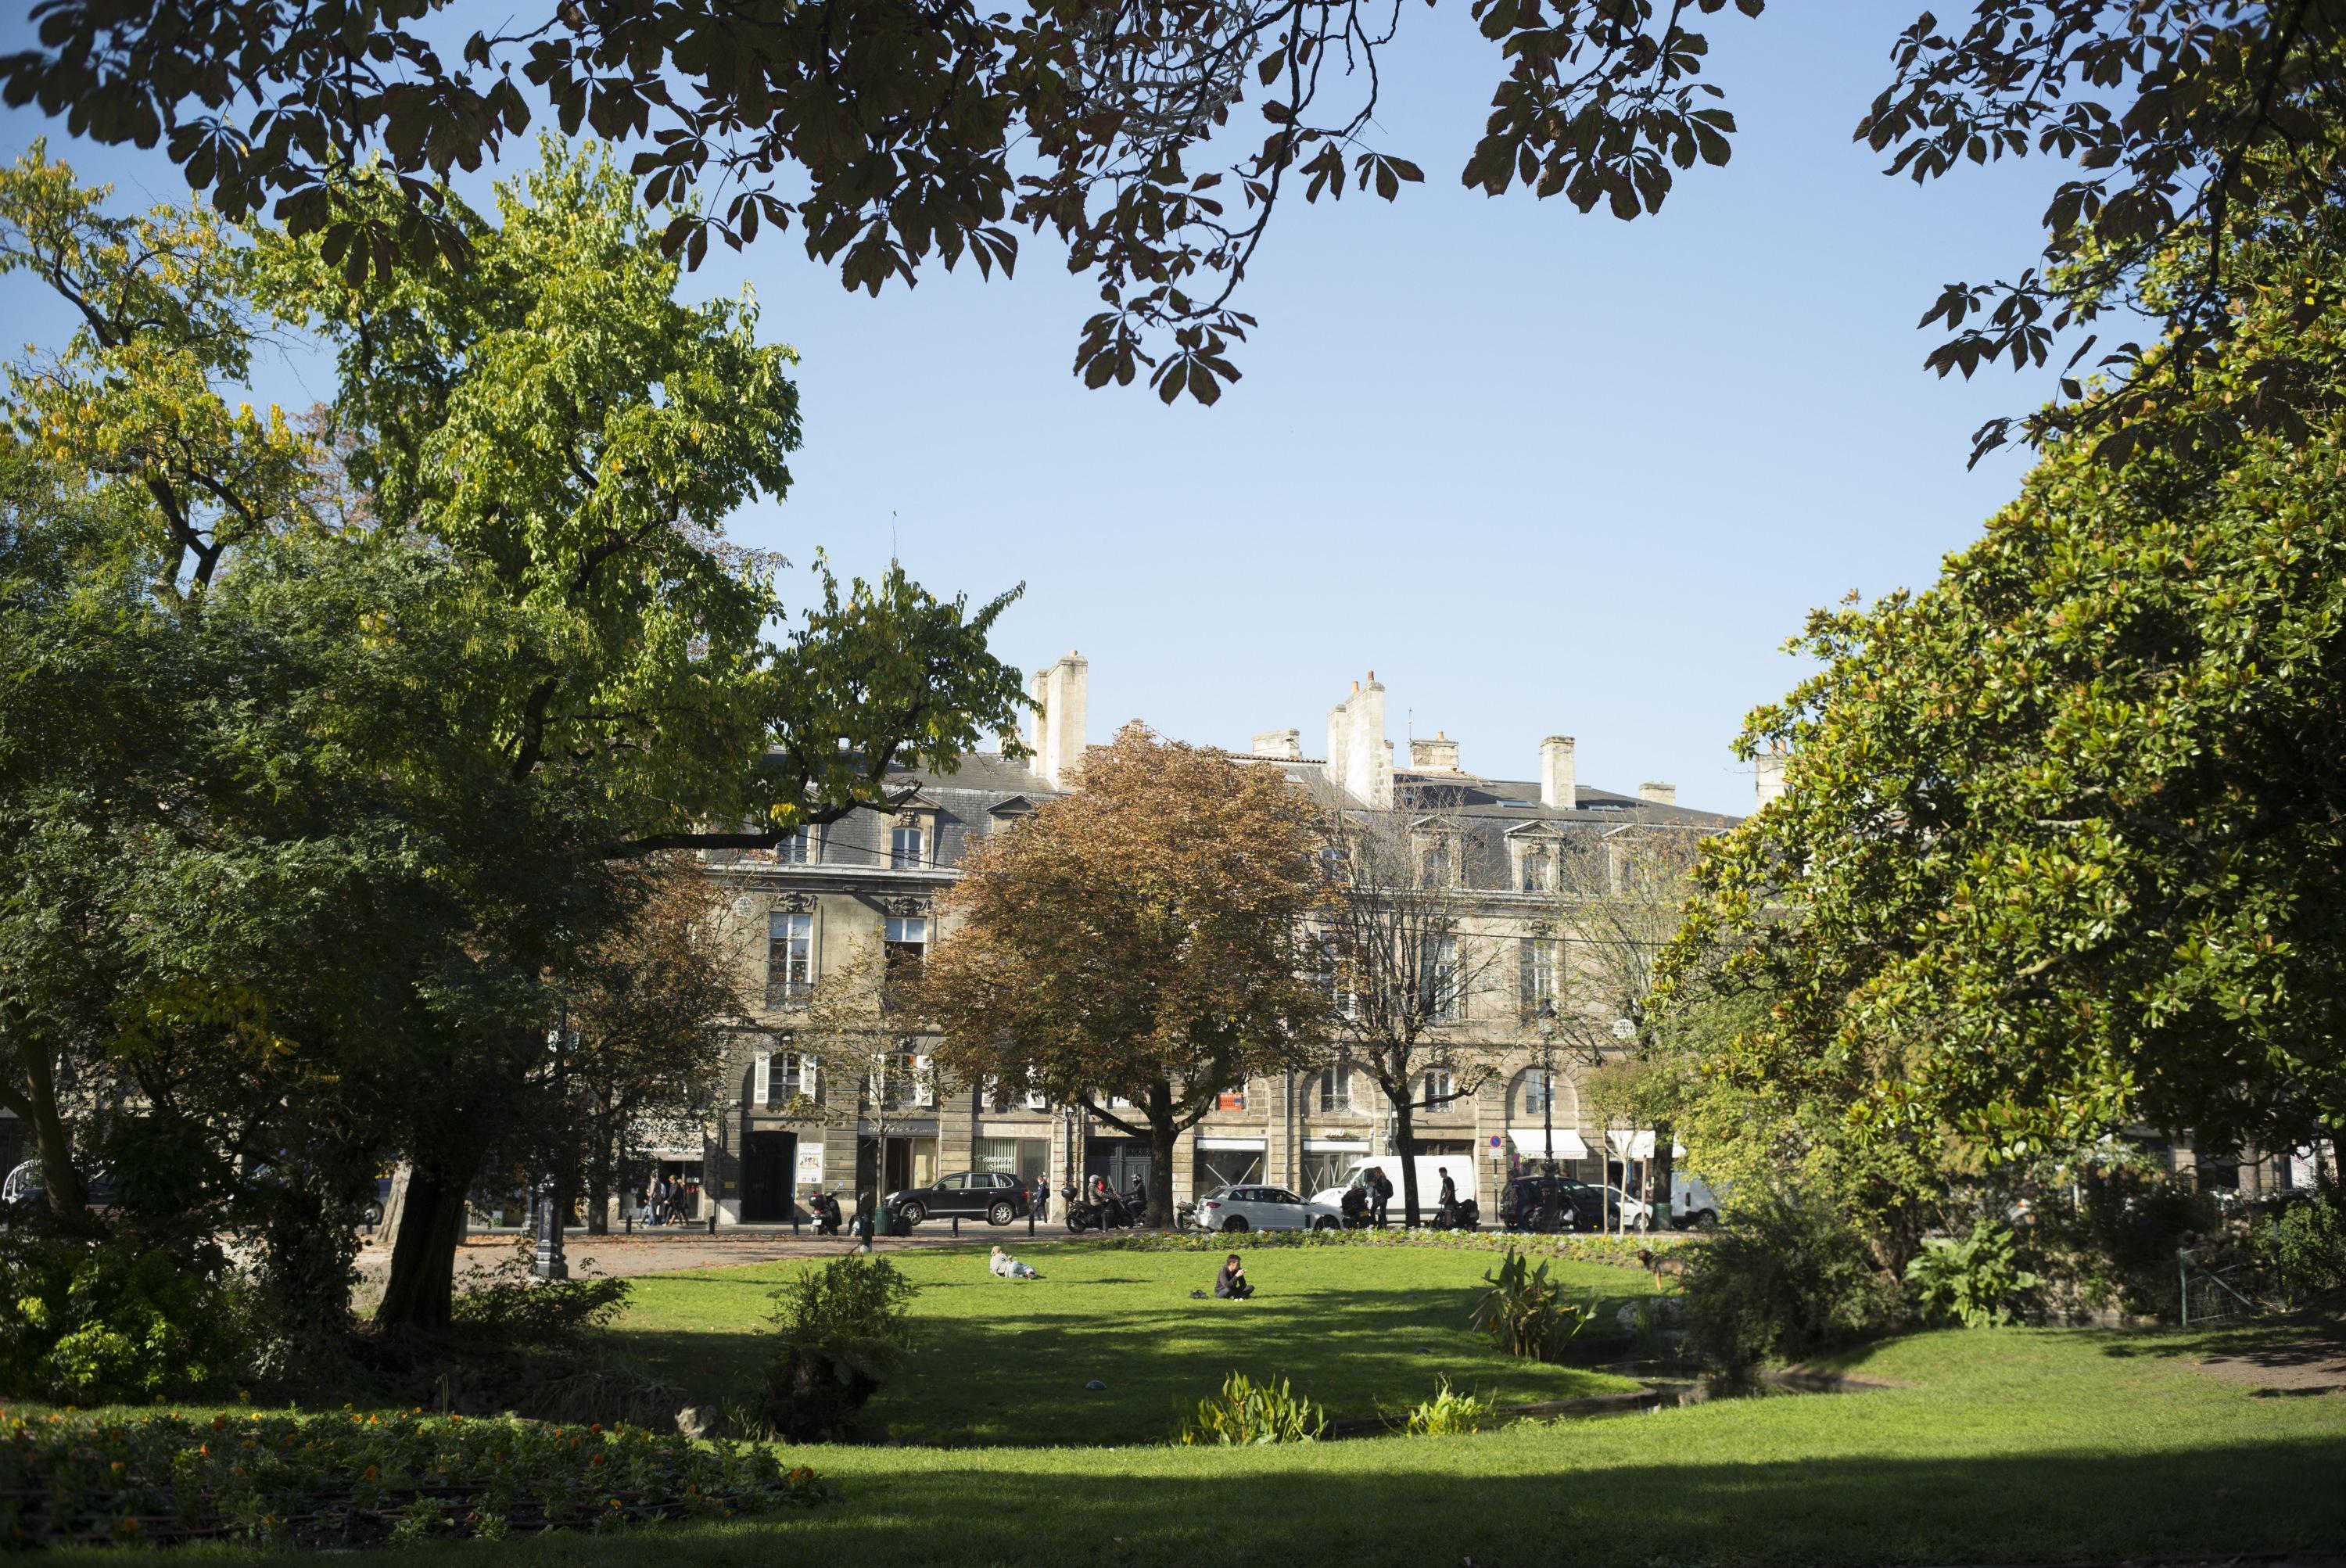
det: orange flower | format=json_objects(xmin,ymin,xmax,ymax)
[{"xmin": 364, "ymin": 1466, "xmax": 379, "ymax": 1480}]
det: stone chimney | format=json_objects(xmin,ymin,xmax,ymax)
[
  {"xmin": 1252, "ymin": 729, "xmax": 1302, "ymax": 760},
  {"xmin": 1539, "ymin": 736, "xmax": 1577, "ymax": 811},
  {"xmin": 1639, "ymin": 780, "xmax": 1677, "ymax": 807},
  {"xmin": 1754, "ymin": 744, "xmax": 1788, "ymax": 809},
  {"xmin": 1321, "ymin": 673, "xmax": 1393, "ymax": 807},
  {"xmin": 1408, "ymin": 730, "xmax": 1461, "ymax": 773},
  {"xmin": 1028, "ymin": 651, "xmax": 1089, "ymax": 790}
]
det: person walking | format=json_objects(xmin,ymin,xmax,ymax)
[
  {"xmin": 1437, "ymin": 1167, "xmax": 1458, "ymax": 1227},
  {"xmin": 1368, "ymin": 1167, "xmax": 1392, "ymax": 1229},
  {"xmin": 1031, "ymin": 1181, "xmax": 1050, "ymax": 1223}
]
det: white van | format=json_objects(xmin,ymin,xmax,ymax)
[
  {"xmin": 1308, "ymin": 1156, "xmax": 1481, "ymax": 1222},
  {"xmin": 1670, "ymin": 1174, "xmax": 1724, "ymax": 1229}
]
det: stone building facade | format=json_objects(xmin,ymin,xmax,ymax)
[{"xmin": 688, "ymin": 653, "xmax": 1750, "ymax": 1225}]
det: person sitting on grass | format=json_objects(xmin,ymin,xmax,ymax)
[
  {"xmin": 989, "ymin": 1245, "xmax": 1039, "ymax": 1280},
  {"xmin": 1213, "ymin": 1254, "xmax": 1254, "ymax": 1300}
]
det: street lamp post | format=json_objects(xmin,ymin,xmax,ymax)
[
  {"xmin": 1532, "ymin": 1000, "xmax": 1560, "ymax": 1179},
  {"xmin": 533, "ymin": 998, "xmax": 573, "ymax": 1282}
]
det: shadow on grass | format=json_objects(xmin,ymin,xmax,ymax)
[
  {"xmin": 424, "ymin": 1437, "xmax": 2346, "ymax": 1568},
  {"xmin": 608, "ymin": 1279, "xmax": 1641, "ymax": 1448}
]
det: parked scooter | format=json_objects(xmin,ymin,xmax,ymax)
[
  {"xmin": 809, "ymin": 1191, "xmax": 843, "ymax": 1236},
  {"xmin": 1064, "ymin": 1190, "xmax": 1143, "ymax": 1233}
]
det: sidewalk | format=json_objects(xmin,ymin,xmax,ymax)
[{"xmin": 355, "ymin": 1218, "xmax": 1093, "ymax": 1285}]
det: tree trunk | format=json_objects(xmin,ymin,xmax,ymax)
[
  {"xmin": 1394, "ymin": 1093, "xmax": 1420, "ymax": 1228},
  {"xmin": 1146, "ymin": 1080, "xmax": 1176, "ymax": 1228},
  {"xmin": 584, "ymin": 1117, "xmax": 612, "ymax": 1236},
  {"xmin": 1650, "ymin": 1119, "xmax": 1677, "ymax": 1233},
  {"xmin": 373, "ymin": 1153, "xmax": 475, "ymax": 1333},
  {"xmin": 14, "ymin": 1041, "xmax": 88, "ymax": 1221}
]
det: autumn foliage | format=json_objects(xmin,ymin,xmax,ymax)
[{"xmin": 923, "ymin": 724, "xmax": 1329, "ymax": 1225}]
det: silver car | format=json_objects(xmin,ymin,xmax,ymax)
[{"xmin": 1190, "ymin": 1183, "xmax": 1343, "ymax": 1234}]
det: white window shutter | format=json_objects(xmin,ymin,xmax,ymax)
[
  {"xmin": 753, "ymin": 1048, "xmax": 771, "ymax": 1107},
  {"xmin": 913, "ymin": 1054, "xmax": 934, "ymax": 1107},
  {"xmin": 1024, "ymin": 1067, "xmax": 1048, "ymax": 1111},
  {"xmin": 803, "ymin": 1056, "xmax": 819, "ymax": 1102}
]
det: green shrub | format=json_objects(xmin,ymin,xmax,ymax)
[
  {"xmin": 2260, "ymin": 1185, "xmax": 2346, "ymax": 1298},
  {"xmin": 0, "ymin": 1229, "xmax": 248, "ymax": 1403},
  {"xmin": 0, "ymin": 1408, "xmax": 827, "ymax": 1548},
  {"xmin": 1401, "ymin": 1377, "xmax": 1494, "ymax": 1436},
  {"xmin": 1682, "ymin": 1188, "xmax": 1905, "ymax": 1371},
  {"xmin": 1469, "ymin": 1248, "xmax": 1597, "ymax": 1362},
  {"xmin": 1177, "ymin": 1371, "xmax": 1324, "ymax": 1444},
  {"xmin": 451, "ymin": 1263, "xmax": 633, "ymax": 1345},
  {"xmin": 1906, "ymin": 1219, "xmax": 2044, "ymax": 1326},
  {"xmin": 759, "ymin": 1254, "xmax": 918, "ymax": 1441}
]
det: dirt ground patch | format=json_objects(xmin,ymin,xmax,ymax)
[
  {"xmin": 2194, "ymin": 1318, "xmax": 2346, "ymax": 1396},
  {"xmin": 348, "ymin": 1225, "xmax": 1008, "ymax": 1308}
]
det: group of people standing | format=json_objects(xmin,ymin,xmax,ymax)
[{"xmin": 637, "ymin": 1172, "xmax": 700, "ymax": 1225}]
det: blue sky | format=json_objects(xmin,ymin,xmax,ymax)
[{"xmin": 0, "ymin": 3, "xmax": 2065, "ymax": 814}]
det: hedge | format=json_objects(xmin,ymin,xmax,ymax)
[{"xmin": 0, "ymin": 1408, "xmax": 827, "ymax": 1549}]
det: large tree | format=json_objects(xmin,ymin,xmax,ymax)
[
  {"xmin": 0, "ymin": 142, "xmax": 1026, "ymax": 1335},
  {"xmin": 923, "ymin": 724, "xmax": 1328, "ymax": 1225},
  {"xmin": 1666, "ymin": 233, "xmax": 2346, "ymax": 1180}
]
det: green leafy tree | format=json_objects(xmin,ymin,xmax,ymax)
[
  {"xmin": 10, "ymin": 0, "xmax": 2343, "ymax": 444},
  {"xmin": 0, "ymin": 144, "xmax": 1027, "ymax": 1338},
  {"xmin": 1668, "ymin": 235, "xmax": 2346, "ymax": 1194}
]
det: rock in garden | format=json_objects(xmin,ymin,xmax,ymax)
[
  {"xmin": 673, "ymin": 1405, "xmax": 715, "ymax": 1441},
  {"xmin": 1085, "ymin": 1379, "xmax": 1107, "ymax": 1391}
]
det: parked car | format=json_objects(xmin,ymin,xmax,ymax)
[
  {"xmin": 1191, "ymin": 1184, "xmax": 1344, "ymax": 1233},
  {"xmin": 0, "ymin": 1159, "xmax": 119, "ymax": 1217},
  {"xmin": 884, "ymin": 1172, "xmax": 1031, "ymax": 1226},
  {"xmin": 1498, "ymin": 1175, "xmax": 1609, "ymax": 1233}
]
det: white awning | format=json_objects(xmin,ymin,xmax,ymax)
[
  {"xmin": 1508, "ymin": 1128, "xmax": 1590, "ymax": 1161},
  {"xmin": 1605, "ymin": 1130, "xmax": 1687, "ymax": 1160},
  {"xmin": 1196, "ymin": 1136, "xmax": 1267, "ymax": 1152},
  {"xmin": 1304, "ymin": 1137, "xmax": 1368, "ymax": 1152}
]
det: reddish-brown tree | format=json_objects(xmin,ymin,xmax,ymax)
[{"xmin": 923, "ymin": 723, "xmax": 1329, "ymax": 1225}]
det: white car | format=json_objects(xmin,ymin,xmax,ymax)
[{"xmin": 1191, "ymin": 1184, "xmax": 1344, "ymax": 1234}]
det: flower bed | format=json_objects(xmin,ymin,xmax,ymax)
[
  {"xmin": 0, "ymin": 1408, "xmax": 827, "ymax": 1548},
  {"xmin": 1108, "ymin": 1229, "xmax": 1697, "ymax": 1269}
]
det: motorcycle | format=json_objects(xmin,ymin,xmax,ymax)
[
  {"xmin": 808, "ymin": 1192, "xmax": 844, "ymax": 1236},
  {"xmin": 1064, "ymin": 1191, "xmax": 1143, "ymax": 1233}
]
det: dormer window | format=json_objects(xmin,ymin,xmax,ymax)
[
  {"xmin": 777, "ymin": 826, "xmax": 815, "ymax": 866},
  {"xmin": 891, "ymin": 824, "xmax": 927, "ymax": 869}
]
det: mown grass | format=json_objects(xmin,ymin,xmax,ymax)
[
  {"xmin": 605, "ymin": 1240, "xmax": 1657, "ymax": 1446},
  {"xmin": 228, "ymin": 1319, "xmax": 2344, "ymax": 1568}
]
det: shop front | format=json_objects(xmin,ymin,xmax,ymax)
[{"xmin": 1193, "ymin": 1136, "xmax": 1266, "ymax": 1196}]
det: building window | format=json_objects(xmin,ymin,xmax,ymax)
[
  {"xmin": 1521, "ymin": 1067, "xmax": 1552, "ymax": 1117},
  {"xmin": 891, "ymin": 825, "xmax": 927, "ymax": 870},
  {"xmin": 883, "ymin": 916, "xmax": 927, "ymax": 993},
  {"xmin": 1520, "ymin": 845, "xmax": 1551, "ymax": 892},
  {"xmin": 767, "ymin": 912, "xmax": 812, "ymax": 1005},
  {"xmin": 1418, "ymin": 839, "xmax": 1451, "ymax": 888},
  {"xmin": 777, "ymin": 826, "xmax": 814, "ymax": 865},
  {"xmin": 1420, "ymin": 937, "xmax": 1462, "ymax": 1021},
  {"xmin": 974, "ymin": 1136, "xmax": 1049, "ymax": 1188},
  {"xmin": 1419, "ymin": 1068, "xmax": 1455, "ymax": 1106},
  {"xmin": 1519, "ymin": 937, "xmax": 1557, "ymax": 1015},
  {"xmin": 871, "ymin": 1046, "xmax": 933, "ymax": 1108},
  {"xmin": 1316, "ymin": 1066, "xmax": 1354, "ymax": 1113}
]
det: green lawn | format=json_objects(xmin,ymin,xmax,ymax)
[
  {"xmin": 195, "ymin": 1244, "xmax": 2346, "ymax": 1566},
  {"xmin": 314, "ymin": 1325, "xmax": 2346, "ymax": 1568},
  {"xmin": 607, "ymin": 1241, "xmax": 1657, "ymax": 1446}
]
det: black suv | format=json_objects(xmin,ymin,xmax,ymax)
[
  {"xmin": 883, "ymin": 1172, "xmax": 1032, "ymax": 1226},
  {"xmin": 1498, "ymin": 1175, "xmax": 1608, "ymax": 1233}
]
